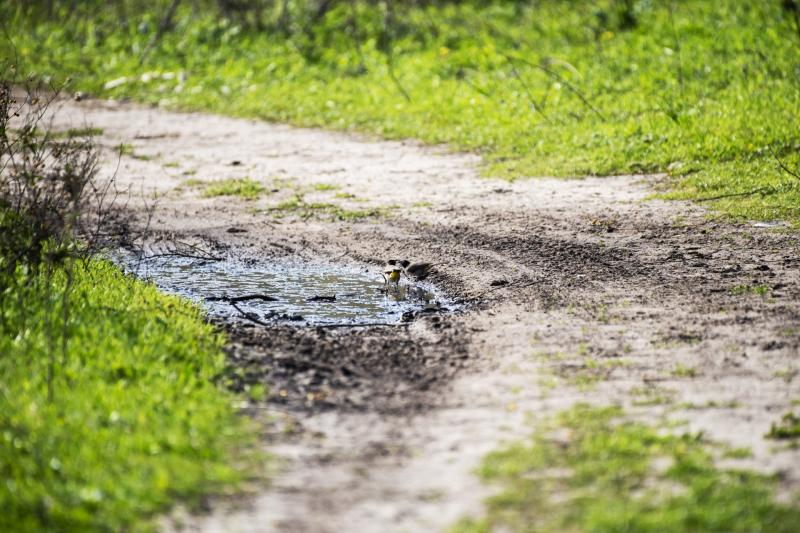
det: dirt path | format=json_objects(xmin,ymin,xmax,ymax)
[{"xmin": 53, "ymin": 98, "xmax": 800, "ymax": 532}]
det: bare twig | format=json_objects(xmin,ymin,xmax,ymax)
[
  {"xmin": 348, "ymin": 0, "xmax": 368, "ymax": 74},
  {"xmin": 207, "ymin": 294, "xmax": 278, "ymax": 303},
  {"xmin": 382, "ymin": 2, "xmax": 411, "ymax": 102},
  {"xmin": 141, "ymin": 251, "xmax": 224, "ymax": 261},
  {"xmin": 770, "ymin": 145, "xmax": 800, "ymax": 181},
  {"xmin": 140, "ymin": 0, "xmax": 182, "ymax": 64},
  {"xmin": 307, "ymin": 295, "xmax": 336, "ymax": 302},
  {"xmin": 506, "ymin": 53, "xmax": 606, "ymax": 121},
  {"xmin": 696, "ymin": 186, "xmax": 772, "ymax": 202},
  {"xmin": 229, "ymin": 302, "xmax": 273, "ymax": 326},
  {"xmin": 504, "ymin": 55, "xmax": 549, "ymax": 122},
  {"xmin": 313, "ymin": 321, "xmax": 410, "ymax": 329},
  {"xmin": 460, "ymin": 75, "xmax": 493, "ymax": 98},
  {"xmin": 668, "ymin": 3, "xmax": 684, "ymax": 94}
]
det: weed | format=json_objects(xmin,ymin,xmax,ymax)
[
  {"xmin": 52, "ymin": 127, "xmax": 104, "ymax": 138},
  {"xmin": 117, "ymin": 142, "xmax": 150, "ymax": 161},
  {"xmin": 730, "ymin": 284, "xmax": 770, "ymax": 296},
  {"xmin": 672, "ymin": 364, "xmax": 698, "ymax": 378},
  {"xmin": 774, "ymin": 368, "xmax": 798, "ymax": 383},
  {"xmin": 245, "ymin": 383, "xmax": 267, "ymax": 402},
  {"xmin": 182, "ymin": 177, "xmax": 205, "ymax": 187},
  {"xmin": 681, "ymin": 399, "xmax": 741, "ymax": 410},
  {"xmin": 335, "ymin": 207, "xmax": 383, "ymax": 220},
  {"xmin": 630, "ymin": 385, "xmax": 676, "ymax": 406},
  {"xmin": 270, "ymin": 193, "xmax": 384, "ymax": 221},
  {"xmin": 313, "ymin": 183, "xmax": 339, "ymax": 191},
  {"xmin": 202, "ymin": 178, "xmax": 265, "ymax": 200},
  {"xmin": 453, "ymin": 404, "xmax": 800, "ymax": 532},
  {"xmin": 556, "ymin": 356, "xmax": 630, "ymax": 389},
  {"xmin": 723, "ymin": 447, "xmax": 754, "ymax": 459},
  {"xmin": 767, "ymin": 412, "xmax": 800, "ymax": 439}
]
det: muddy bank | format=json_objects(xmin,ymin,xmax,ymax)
[{"xmin": 222, "ymin": 317, "xmax": 470, "ymax": 413}]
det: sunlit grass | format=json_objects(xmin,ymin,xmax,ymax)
[
  {"xmin": 0, "ymin": 261, "xmax": 259, "ymax": 531},
  {"xmin": 202, "ymin": 177, "xmax": 265, "ymax": 199},
  {"xmin": 453, "ymin": 404, "xmax": 800, "ymax": 533},
  {"xmin": 5, "ymin": 0, "xmax": 798, "ymax": 222}
]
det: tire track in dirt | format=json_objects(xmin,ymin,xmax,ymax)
[{"xmin": 49, "ymin": 98, "xmax": 800, "ymax": 532}]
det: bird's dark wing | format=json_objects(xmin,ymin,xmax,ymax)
[{"xmin": 405, "ymin": 262, "xmax": 433, "ymax": 280}]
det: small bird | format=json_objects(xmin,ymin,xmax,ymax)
[
  {"xmin": 383, "ymin": 262, "xmax": 403, "ymax": 290},
  {"xmin": 386, "ymin": 259, "xmax": 433, "ymax": 281}
]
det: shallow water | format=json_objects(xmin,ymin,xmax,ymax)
[{"xmin": 121, "ymin": 254, "xmax": 449, "ymax": 325}]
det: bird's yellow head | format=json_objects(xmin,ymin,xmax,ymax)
[{"xmin": 386, "ymin": 270, "xmax": 401, "ymax": 283}]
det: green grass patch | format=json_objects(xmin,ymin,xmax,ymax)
[
  {"xmin": 453, "ymin": 404, "xmax": 800, "ymax": 533},
  {"xmin": 0, "ymin": 261, "xmax": 258, "ymax": 532},
  {"xmin": 6, "ymin": 1, "xmax": 800, "ymax": 223},
  {"xmin": 312, "ymin": 183, "xmax": 339, "ymax": 192},
  {"xmin": 202, "ymin": 177, "xmax": 265, "ymax": 200},
  {"xmin": 767, "ymin": 412, "xmax": 800, "ymax": 440},
  {"xmin": 270, "ymin": 193, "xmax": 383, "ymax": 220},
  {"xmin": 672, "ymin": 364, "xmax": 698, "ymax": 378},
  {"xmin": 52, "ymin": 127, "xmax": 104, "ymax": 139},
  {"xmin": 182, "ymin": 177, "xmax": 205, "ymax": 187},
  {"xmin": 730, "ymin": 284, "xmax": 771, "ymax": 296},
  {"xmin": 116, "ymin": 142, "xmax": 151, "ymax": 161},
  {"xmin": 723, "ymin": 447, "xmax": 754, "ymax": 460}
]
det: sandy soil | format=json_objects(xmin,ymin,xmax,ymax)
[{"xmin": 49, "ymin": 97, "xmax": 800, "ymax": 532}]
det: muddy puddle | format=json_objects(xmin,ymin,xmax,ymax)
[{"xmin": 120, "ymin": 254, "xmax": 452, "ymax": 326}]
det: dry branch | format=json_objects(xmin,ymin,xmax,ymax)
[{"xmin": 207, "ymin": 294, "xmax": 278, "ymax": 303}]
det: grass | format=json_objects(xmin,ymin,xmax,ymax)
[
  {"xmin": 269, "ymin": 193, "xmax": 384, "ymax": 220},
  {"xmin": 5, "ymin": 0, "xmax": 800, "ymax": 223},
  {"xmin": 52, "ymin": 127, "xmax": 104, "ymax": 138},
  {"xmin": 201, "ymin": 177, "xmax": 265, "ymax": 200},
  {"xmin": 730, "ymin": 284, "xmax": 771, "ymax": 296},
  {"xmin": 453, "ymin": 404, "xmax": 800, "ymax": 533},
  {"xmin": 117, "ymin": 142, "xmax": 151, "ymax": 161},
  {"xmin": 558, "ymin": 356, "xmax": 631, "ymax": 390},
  {"xmin": 723, "ymin": 447, "xmax": 754, "ymax": 460},
  {"xmin": 630, "ymin": 385, "xmax": 676, "ymax": 407},
  {"xmin": 773, "ymin": 368, "xmax": 798, "ymax": 383},
  {"xmin": 767, "ymin": 412, "xmax": 800, "ymax": 440},
  {"xmin": 672, "ymin": 364, "xmax": 698, "ymax": 378},
  {"xmin": 0, "ymin": 260, "xmax": 258, "ymax": 531}
]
